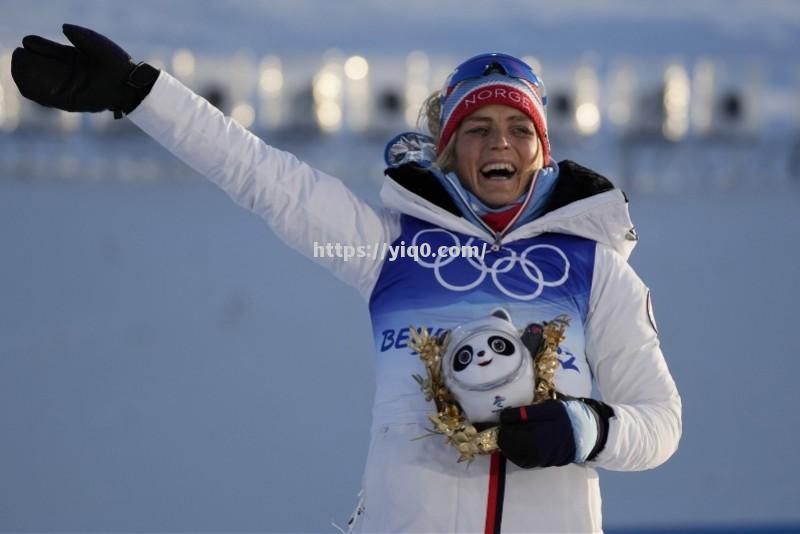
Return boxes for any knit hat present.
[438,59,550,165]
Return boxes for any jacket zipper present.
[444,169,541,253]
[442,172,496,239]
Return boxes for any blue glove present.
[498,398,613,468]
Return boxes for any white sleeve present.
[584,244,682,471]
[127,71,399,299]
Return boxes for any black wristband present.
[115,62,160,118]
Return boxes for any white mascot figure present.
[443,308,542,423]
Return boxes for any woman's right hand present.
[11,24,159,118]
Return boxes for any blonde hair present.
[418,90,544,175]
[419,90,458,172]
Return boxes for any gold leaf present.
[410,316,570,462]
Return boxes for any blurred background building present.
[1,46,799,193]
[1,1,799,193]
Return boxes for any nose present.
[478,350,485,357]
[488,129,509,150]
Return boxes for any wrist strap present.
[126,62,160,89]
[114,62,160,119]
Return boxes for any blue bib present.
[366,215,598,425]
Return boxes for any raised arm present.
[12,24,397,298]
[128,70,397,297]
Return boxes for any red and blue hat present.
[438,53,550,164]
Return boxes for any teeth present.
[480,162,516,174]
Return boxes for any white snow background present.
[1,1,799,532]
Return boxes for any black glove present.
[498,400,576,468]
[11,24,159,118]
[497,398,614,469]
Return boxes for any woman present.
[12,25,681,533]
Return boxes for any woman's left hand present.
[498,398,612,468]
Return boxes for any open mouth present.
[477,359,493,367]
[480,162,516,181]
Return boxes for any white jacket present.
[129,71,681,533]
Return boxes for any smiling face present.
[453,104,543,208]
[450,330,523,388]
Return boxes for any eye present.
[466,127,489,136]
[512,126,534,137]
[488,336,515,356]
[453,345,473,372]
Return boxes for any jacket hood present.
[380,132,638,261]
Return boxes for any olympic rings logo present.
[411,228,570,301]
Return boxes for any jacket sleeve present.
[127,70,399,299]
[584,243,682,471]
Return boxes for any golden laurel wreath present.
[410,315,570,463]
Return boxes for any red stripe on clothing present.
[484,452,501,534]
[519,406,528,421]
[480,204,522,232]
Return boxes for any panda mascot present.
[443,308,547,423]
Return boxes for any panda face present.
[450,331,523,388]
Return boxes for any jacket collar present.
[381,133,638,260]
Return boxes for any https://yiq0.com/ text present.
[312,241,487,262]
